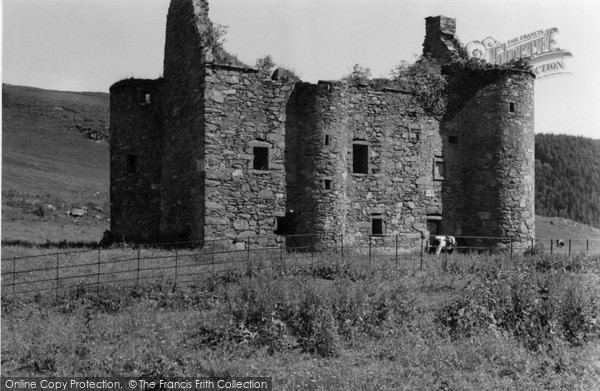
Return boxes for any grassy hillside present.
[2,84,110,243]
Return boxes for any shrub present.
[435,259,600,351]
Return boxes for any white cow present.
[429,235,457,255]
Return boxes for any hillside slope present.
[2,84,110,243]
[535,134,600,229]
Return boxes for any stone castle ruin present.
[110,0,535,249]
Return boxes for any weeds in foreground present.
[2,253,600,389]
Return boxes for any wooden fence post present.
[531,238,534,252]
[247,238,251,275]
[97,248,101,297]
[420,238,424,271]
[55,252,59,297]
[12,257,16,294]
[550,239,553,255]
[395,234,398,268]
[340,234,344,266]
[568,239,572,256]
[368,236,372,268]
[136,247,141,285]
[174,245,178,292]
[586,239,589,255]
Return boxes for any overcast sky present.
[3,0,599,139]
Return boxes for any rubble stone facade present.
[109,1,535,248]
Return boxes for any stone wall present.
[284,82,444,248]
[108,1,536,250]
[423,16,460,63]
[285,82,351,247]
[202,64,295,245]
[442,71,535,247]
[109,79,164,242]
[344,86,443,245]
[160,0,210,243]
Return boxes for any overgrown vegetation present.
[3,252,599,389]
[255,55,276,77]
[391,60,447,119]
[342,64,372,85]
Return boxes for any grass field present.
[2,252,599,389]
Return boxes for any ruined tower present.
[109,2,535,250]
[423,16,536,248]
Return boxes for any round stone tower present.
[442,70,535,248]
[109,78,164,243]
[290,81,349,247]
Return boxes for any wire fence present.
[2,233,599,297]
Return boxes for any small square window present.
[126,155,138,174]
[433,157,445,180]
[324,179,332,190]
[140,92,151,105]
[371,217,383,236]
[353,144,369,174]
[253,147,269,170]
[449,135,459,144]
[509,102,515,113]
[324,134,331,146]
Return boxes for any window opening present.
[324,179,332,190]
[509,102,515,113]
[126,155,138,174]
[353,144,368,174]
[324,135,331,146]
[449,135,459,144]
[253,147,269,170]
[427,217,441,236]
[433,157,445,180]
[371,216,383,236]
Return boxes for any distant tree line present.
[535,134,600,229]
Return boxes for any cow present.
[555,239,566,248]
[428,235,457,255]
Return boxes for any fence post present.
[211,243,215,277]
[279,239,284,274]
[12,257,16,294]
[550,239,553,255]
[174,244,178,292]
[311,235,315,266]
[586,239,589,255]
[97,248,101,297]
[136,247,141,285]
[420,237,424,271]
[368,235,372,268]
[568,239,572,256]
[247,238,251,275]
[56,252,59,297]
[531,237,534,252]
[395,234,399,268]
[510,237,513,260]
[340,234,344,266]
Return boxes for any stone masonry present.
[109,1,535,249]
